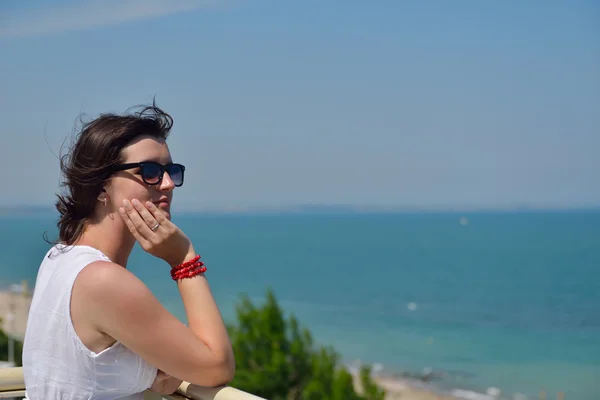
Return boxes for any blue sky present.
[1,0,598,211]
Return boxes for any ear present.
[98,188,109,203]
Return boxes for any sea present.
[1,210,599,400]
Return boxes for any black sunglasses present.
[113,161,185,187]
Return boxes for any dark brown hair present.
[54,102,173,245]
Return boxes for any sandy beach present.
[0,286,32,340]
[373,377,458,400]
[352,371,459,400]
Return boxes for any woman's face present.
[105,135,176,220]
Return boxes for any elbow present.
[214,355,236,386]
[193,355,236,387]
[216,348,236,385]
[219,365,236,386]
[199,364,235,387]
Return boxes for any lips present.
[153,197,170,208]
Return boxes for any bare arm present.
[177,260,234,372]
[80,261,234,387]
[80,199,234,386]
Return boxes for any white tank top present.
[22,244,158,400]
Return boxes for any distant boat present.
[459,216,468,226]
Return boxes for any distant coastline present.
[1,203,599,217]
[0,206,57,217]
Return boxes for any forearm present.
[177,272,235,370]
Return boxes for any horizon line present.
[1,203,599,216]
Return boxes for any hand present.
[119,199,196,267]
[150,370,183,395]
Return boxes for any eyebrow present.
[125,159,174,164]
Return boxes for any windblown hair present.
[54,101,173,245]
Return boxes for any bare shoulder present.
[73,260,172,354]
[76,260,149,299]
[70,261,141,352]
[74,260,159,324]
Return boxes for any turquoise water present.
[1,211,599,399]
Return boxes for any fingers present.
[144,201,169,225]
[153,370,170,382]
[157,370,170,379]
[130,199,159,230]
[118,201,152,248]
[119,199,158,238]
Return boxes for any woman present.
[22,104,235,399]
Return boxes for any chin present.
[156,203,171,220]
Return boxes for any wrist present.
[169,251,206,281]
[168,249,197,269]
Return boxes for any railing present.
[0,367,266,400]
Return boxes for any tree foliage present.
[227,288,386,400]
[0,318,23,366]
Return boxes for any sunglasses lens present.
[141,163,163,184]
[167,164,184,186]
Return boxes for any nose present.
[159,171,176,192]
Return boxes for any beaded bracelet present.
[171,261,206,280]
[171,255,207,281]
[173,255,201,270]
[172,263,206,280]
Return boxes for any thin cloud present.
[0,0,216,38]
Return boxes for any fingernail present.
[146,201,153,208]
[119,207,125,214]
[132,199,140,208]
[122,199,128,206]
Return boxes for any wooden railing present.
[0,367,265,400]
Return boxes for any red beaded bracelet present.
[171,255,206,281]
[172,264,206,281]
[170,261,206,279]
[172,255,201,270]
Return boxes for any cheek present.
[109,180,152,205]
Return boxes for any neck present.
[76,214,136,267]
